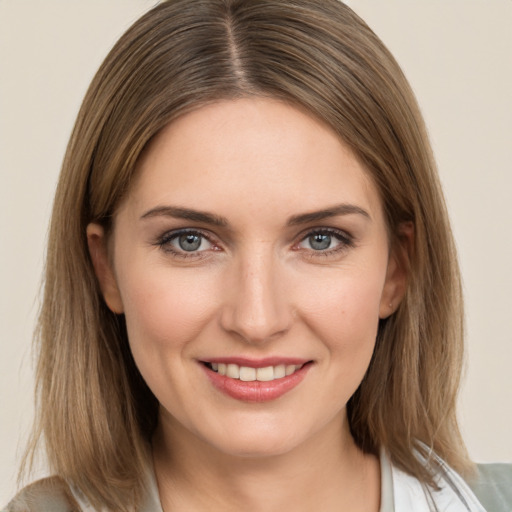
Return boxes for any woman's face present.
[89,98,405,457]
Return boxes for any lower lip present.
[202,363,312,403]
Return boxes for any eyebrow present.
[140,203,370,226]
[286,204,371,225]
[140,206,228,226]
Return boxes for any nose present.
[219,250,292,345]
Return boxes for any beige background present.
[1,0,511,505]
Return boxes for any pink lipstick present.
[200,358,312,402]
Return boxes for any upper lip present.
[200,357,311,368]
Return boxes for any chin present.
[193,413,318,460]
[212,433,301,459]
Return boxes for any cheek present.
[116,265,223,417]
[295,265,386,362]
[118,265,219,356]
[300,267,384,327]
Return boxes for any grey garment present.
[2,476,80,512]
[468,463,512,512]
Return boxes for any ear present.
[379,221,414,319]
[86,223,124,314]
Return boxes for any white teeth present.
[285,364,297,376]
[239,366,256,381]
[209,362,304,381]
[226,364,240,379]
[256,366,274,382]
[274,364,286,379]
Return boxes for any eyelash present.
[294,227,355,258]
[154,227,355,260]
[155,229,218,259]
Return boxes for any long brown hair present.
[23,0,470,509]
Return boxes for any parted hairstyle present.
[22,0,471,510]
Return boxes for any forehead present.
[121,98,384,225]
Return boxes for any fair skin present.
[88,98,407,512]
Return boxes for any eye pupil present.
[309,233,331,250]
[178,234,202,251]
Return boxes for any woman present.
[4,0,511,511]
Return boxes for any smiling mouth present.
[201,360,313,402]
[203,362,309,382]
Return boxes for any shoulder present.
[2,476,81,512]
[467,463,512,512]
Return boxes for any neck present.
[152,411,380,512]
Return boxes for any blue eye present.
[177,233,205,252]
[306,233,333,251]
[158,230,214,255]
[297,229,353,253]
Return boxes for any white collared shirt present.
[380,450,487,512]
